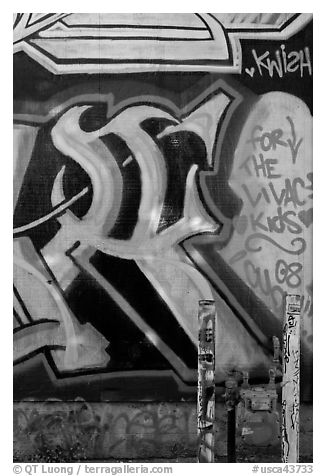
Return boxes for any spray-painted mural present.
[14,14,312,407]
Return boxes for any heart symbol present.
[233,215,248,235]
[298,208,313,228]
[245,67,255,77]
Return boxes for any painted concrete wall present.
[14,13,313,461]
[14,401,312,462]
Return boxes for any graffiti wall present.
[13,14,312,407]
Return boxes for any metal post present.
[197,299,216,463]
[227,407,236,462]
[225,371,239,463]
[281,294,301,463]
